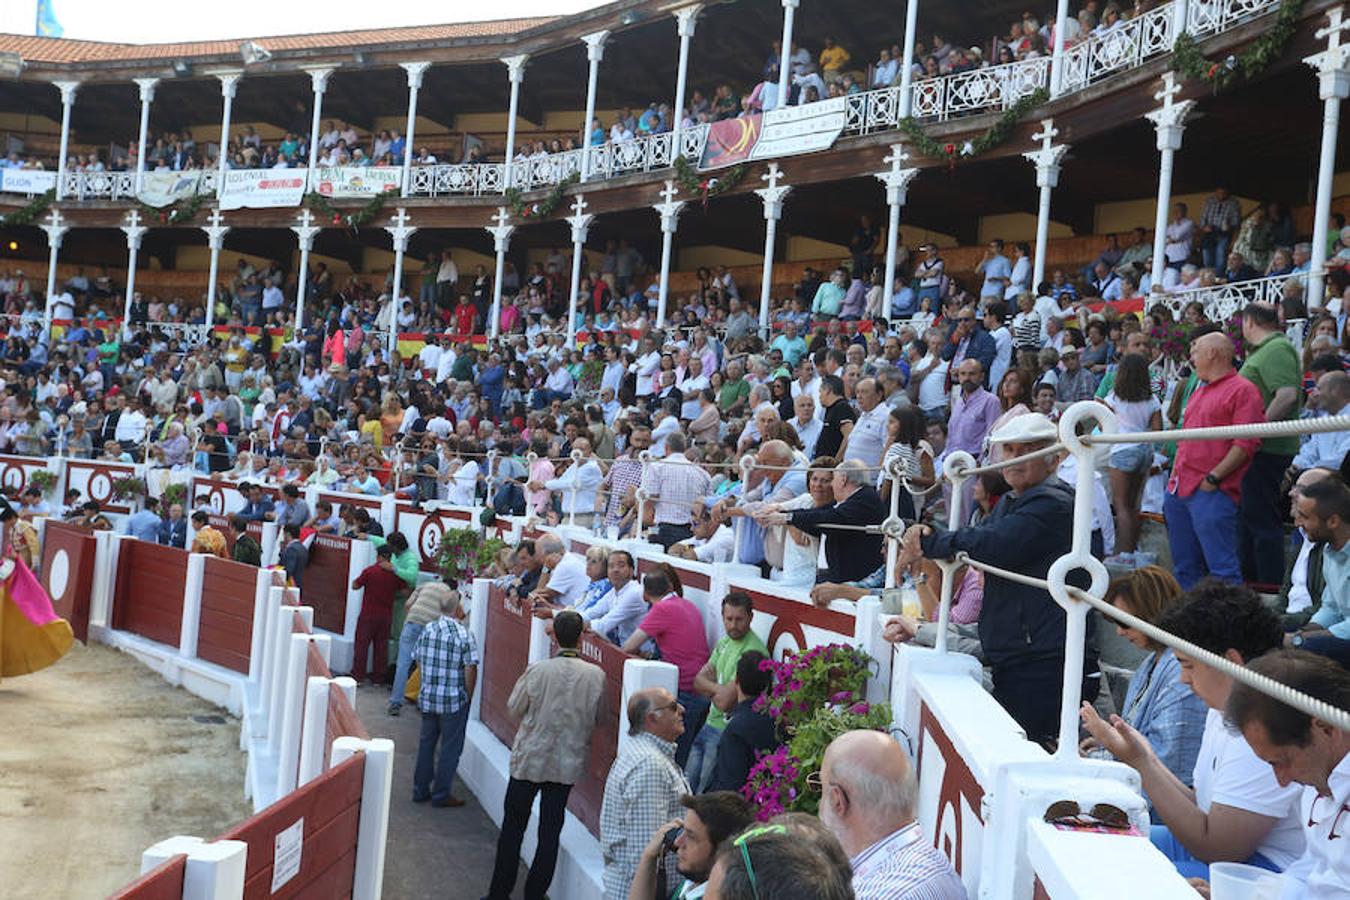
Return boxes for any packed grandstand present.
[1,0,1349,898]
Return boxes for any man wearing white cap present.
[894,413,1100,746]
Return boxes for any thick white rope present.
[1081,414,1350,445]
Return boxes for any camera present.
[661,825,684,852]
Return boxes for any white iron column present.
[132,78,158,194]
[756,163,792,336]
[565,195,594,346]
[1305,9,1350,307]
[39,209,68,334]
[292,209,322,330]
[399,62,432,198]
[384,207,417,358]
[1173,0,1191,38]
[214,70,242,189]
[776,0,800,108]
[201,208,230,329]
[671,6,701,155]
[1049,0,1072,96]
[579,31,610,182]
[1145,73,1196,293]
[653,180,686,329]
[486,208,515,339]
[121,210,147,329]
[898,0,920,116]
[874,145,919,314]
[1023,119,1069,290]
[53,81,79,201]
[303,67,335,187]
[501,55,529,192]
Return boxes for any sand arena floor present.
[0,642,251,898]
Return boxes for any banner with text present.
[218,169,306,210]
[311,166,401,198]
[137,171,203,208]
[1,169,58,195]
[750,97,849,161]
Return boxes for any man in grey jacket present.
[485,610,605,900]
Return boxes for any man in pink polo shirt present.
[623,569,711,769]
[1165,332,1267,589]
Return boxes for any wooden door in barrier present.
[480,584,532,749]
[218,753,365,899]
[566,632,628,837]
[111,540,189,648]
[40,520,96,643]
[301,535,352,635]
[198,556,257,674]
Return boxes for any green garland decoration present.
[1171,0,1306,90]
[504,171,580,222]
[897,88,1050,167]
[673,155,747,203]
[303,189,395,231]
[0,189,55,227]
[138,190,207,225]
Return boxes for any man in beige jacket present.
[485,610,605,900]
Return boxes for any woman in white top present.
[1101,354,1162,563]
[445,438,481,506]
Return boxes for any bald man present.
[713,439,808,568]
[818,731,966,899]
[1164,331,1267,589]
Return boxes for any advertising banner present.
[137,170,203,208]
[698,114,763,170]
[0,168,58,195]
[751,97,849,161]
[218,169,306,210]
[310,166,401,198]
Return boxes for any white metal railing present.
[1154,270,1306,322]
[1061,4,1180,93]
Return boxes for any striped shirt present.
[413,616,479,715]
[641,455,712,526]
[604,454,644,527]
[850,822,967,900]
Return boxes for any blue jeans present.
[1238,452,1293,587]
[675,691,711,770]
[1164,488,1241,590]
[1149,824,1278,879]
[684,722,723,793]
[413,705,470,802]
[1201,232,1232,271]
[388,621,425,709]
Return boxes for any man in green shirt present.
[1237,302,1302,586]
[717,362,751,416]
[685,591,768,791]
[368,531,420,589]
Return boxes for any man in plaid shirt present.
[603,425,651,531]
[641,432,712,550]
[412,588,479,807]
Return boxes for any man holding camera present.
[627,792,756,900]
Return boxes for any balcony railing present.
[13,0,1285,206]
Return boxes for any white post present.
[331,736,396,900]
[201,208,230,329]
[565,194,594,346]
[303,66,335,188]
[53,81,78,201]
[671,6,701,155]
[132,78,158,194]
[1173,0,1191,40]
[292,209,322,330]
[501,55,529,192]
[214,70,242,190]
[755,163,792,336]
[399,62,431,198]
[39,209,68,335]
[579,31,610,182]
[120,210,147,331]
[298,676,333,785]
[139,836,247,899]
[899,0,919,117]
[1049,0,1072,96]
[874,145,919,316]
[486,207,515,339]
[1145,74,1195,293]
[276,631,330,798]
[653,180,685,329]
[384,207,417,359]
[1023,118,1069,290]
[1305,9,1350,308]
[777,0,799,108]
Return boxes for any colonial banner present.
[137,170,203,208]
[1,168,58,195]
[751,97,849,161]
[310,166,401,198]
[218,169,306,210]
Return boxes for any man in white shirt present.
[435,337,458,384]
[51,289,75,321]
[984,300,1014,393]
[671,501,735,563]
[542,438,603,527]
[114,397,149,447]
[261,278,284,319]
[418,339,442,375]
[582,551,646,645]
[679,357,710,421]
[792,394,823,459]
[1080,583,1305,879]
[528,536,590,610]
[1225,650,1350,900]
[634,337,661,398]
[543,358,575,405]
[839,378,888,468]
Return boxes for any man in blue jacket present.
[940,306,997,388]
[157,502,187,549]
[899,413,1100,747]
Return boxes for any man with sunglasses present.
[1225,650,1350,898]
[601,687,690,900]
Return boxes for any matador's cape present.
[0,556,74,678]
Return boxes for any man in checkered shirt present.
[603,425,651,531]
[600,687,690,900]
[641,432,712,550]
[411,587,479,807]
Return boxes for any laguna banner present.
[750,97,849,161]
[218,169,306,210]
[1,169,58,195]
[311,166,401,198]
[137,170,203,208]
